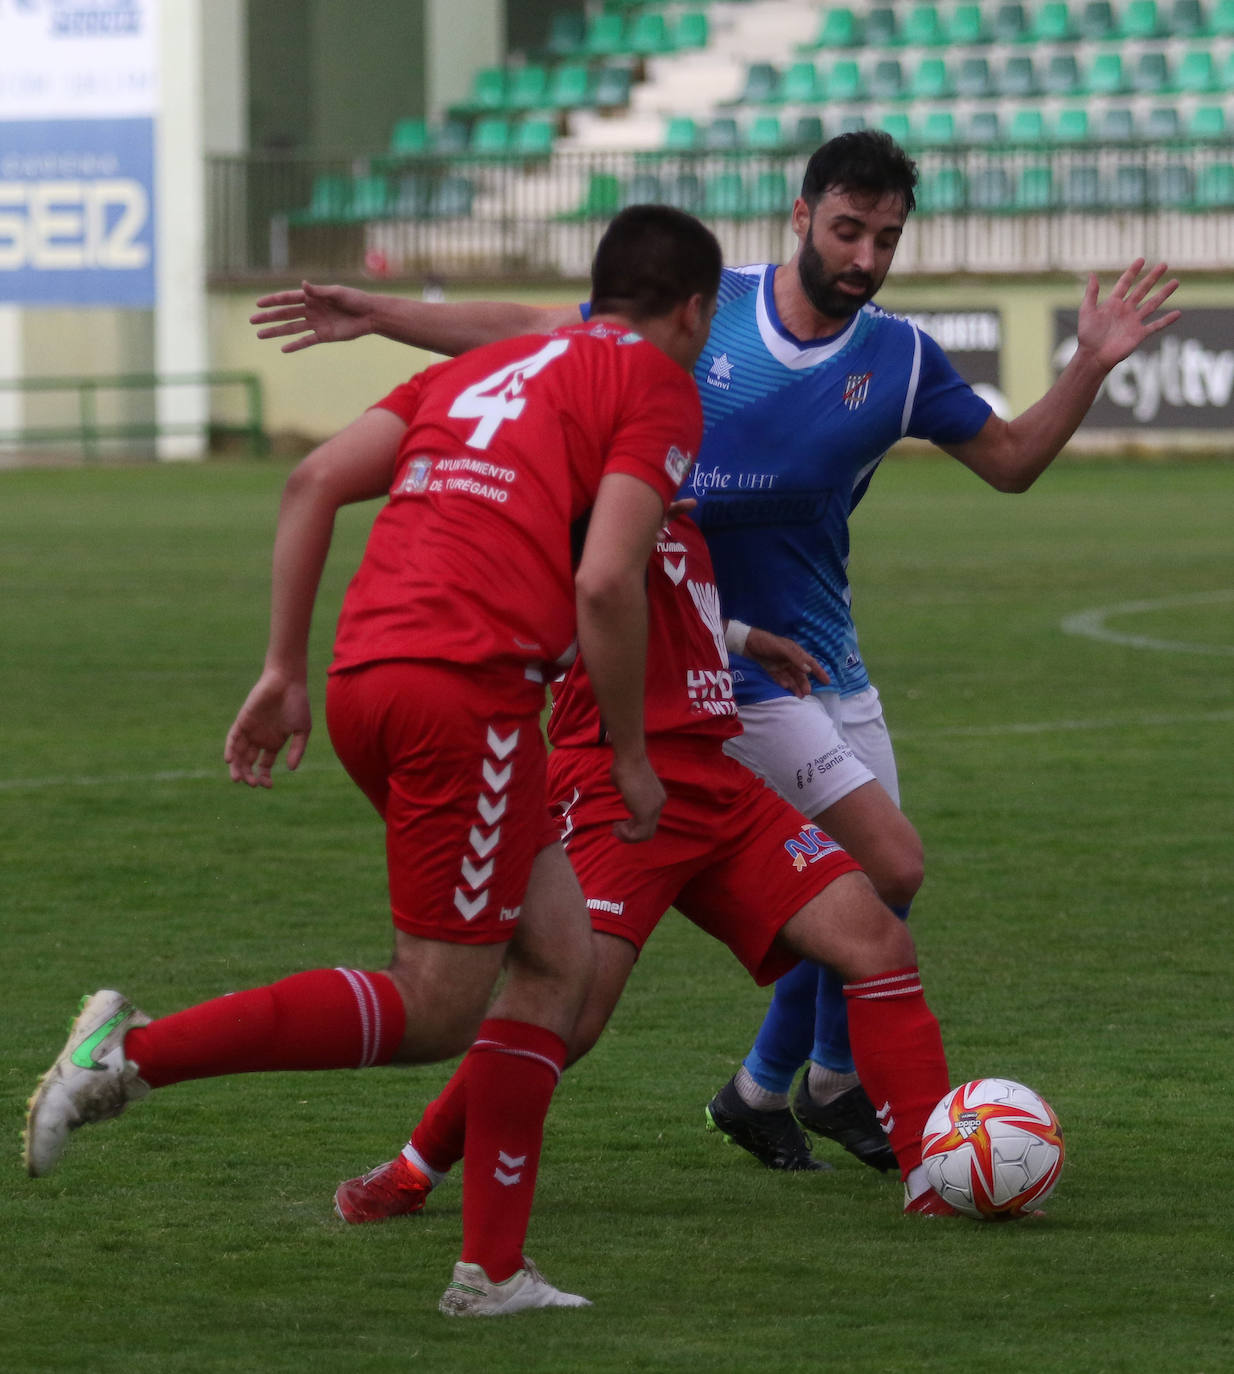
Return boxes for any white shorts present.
[723,686,902,820]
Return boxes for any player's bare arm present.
[742,626,829,698]
[225,408,408,788]
[575,472,671,844]
[944,259,1181,493]
[251,280,577,357]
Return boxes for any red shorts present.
[549,737,864,984]
[327,660,559,944]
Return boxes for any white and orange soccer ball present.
[921,1078,1064,1220]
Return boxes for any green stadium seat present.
[674,12,709,51]
[1055,107,1090,141]
[545,10,585,58]
[427,175,473,218]
[1085,52,1126,96]
[744,114,785,151]
[628,11,672,55]
[918,165,965,212]
[969,167,1014,211]
[663,116,700,152]
[1110,164,1148,209]
[1142,105,1181,140]
[946,4,988,43]
[963,109,1000,144]
[867,59,905,101]
[1099,106,1135,140]
[1061,164,1102,208]
[570,171,622,219]
[469,117,511,157]
[583,12,626,57]
[1119,0,1162,37]
[919,108,957,145]
[346,175,389,220]
[1188,104,1227,139]
[778,60,823,103]
[388,118,429,158]
[1015,165,1055,210]
[1150,163,1193,207]
[825,59,864,102]
[1131,51,1169,95]
[592,65,632,109]
[902,4,945,45]
[992,2,1029,41]
[739,62,779,104]
[1043,53,1081,96]
[1212,0,1234,34]
[955,57,993,98]
[465,66,509,114]
[789,114,824,149]
[546,62,592,109]
[909,56,951,101]
[1175,50,1216,94]
[803,7,860,51]
[1031,2,1074,41]
[1169,0,1206,35]
[662,171,704,212]
[878,112,912,145]
[865,7,899,45]
[703,116,739,152]
[745,169,792,216]
[705,171,746,217]
[288,173,351,226]
[1076,1,1116,39]
[828,111,867,136]
[508,65,549,111]
[512,117,555,159]
[1220,50,1234,88]
[999,55,1038,97]
[1007,107,1045,142]
[1193,161,1234,206]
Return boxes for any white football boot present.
[438,1258,591,1316]
[25,989,152,1177]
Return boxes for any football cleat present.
[904,1185,959,1217]
[24,989,152,1178]
[705,1076,832,1172]
[334,1155,433,1224]
[439,1258,591,1316]
[793,1080,899,1173]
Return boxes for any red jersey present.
[548,514,742,748]
[331,322,701,686]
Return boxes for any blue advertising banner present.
[0,115,155,306]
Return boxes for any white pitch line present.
[1061,589,1234,657]
[0,763,333,793]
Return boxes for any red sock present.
[844,967,950,1180]
[410,1064,468,1175]
[124,968,406,1088]
[459,1018,566,1283]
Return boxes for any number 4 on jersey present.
[448,338,571,450]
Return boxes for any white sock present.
[401,1143,445,1188]
[806,1063,860,1106]
[904,1164,931,1202]
[734,1064,789,1111]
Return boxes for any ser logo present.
[0,180,149,270]
[784,824,843,872]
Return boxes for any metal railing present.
[207,144,1234,282]
[0,372,267,460]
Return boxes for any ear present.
[681,292,706,338]
[791,196,812,242]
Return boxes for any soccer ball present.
[921,1078,1064,1220]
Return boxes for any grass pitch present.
[2,455,1232,1373]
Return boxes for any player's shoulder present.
[718,264,768,306]
[859,301,924,341]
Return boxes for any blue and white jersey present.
[685,264,992,704]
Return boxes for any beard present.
[797,233,877,322]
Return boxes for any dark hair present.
[801,130,918,215]
[589,204,722,320]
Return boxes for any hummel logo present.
[454,889,488,921]
[662,556,686,586]
[486,726,520,760]
[482,759,512,792]
[69,1009,132,1071]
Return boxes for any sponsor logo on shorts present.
[784,824,844,873]
[796,745,850,792]
[586,897,625,916]
[499,905,521,922]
